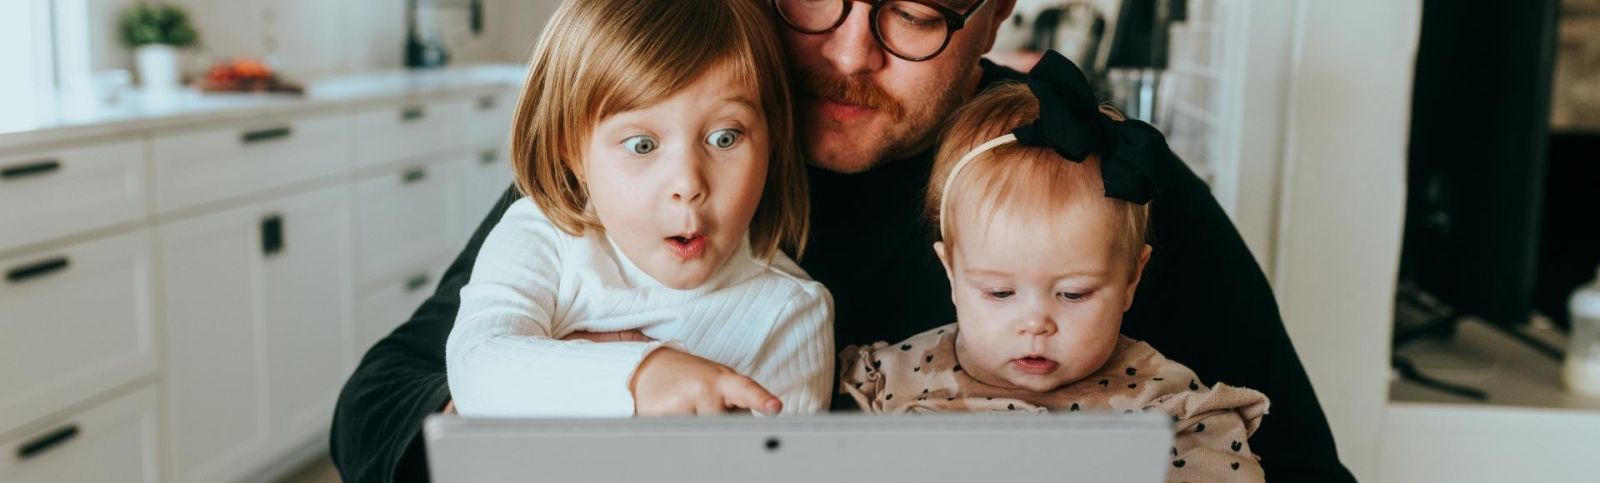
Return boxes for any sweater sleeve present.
[444,198,672,417]
[744,284,835,414]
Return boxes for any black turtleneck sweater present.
[331,60,1355,483]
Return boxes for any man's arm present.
[1124,161,1356,482]
[330,184,520,483]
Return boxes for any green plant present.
[119,2,200,49]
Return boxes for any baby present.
[839,53,1269,482]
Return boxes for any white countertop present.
[0,64,527,150]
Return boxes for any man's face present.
[779,0,1016,173]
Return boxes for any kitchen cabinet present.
[0,386,161,483]
[0,139,147,253]
[0,230,157,436]
[158,185,352,483]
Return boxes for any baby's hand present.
[630,348,782,416]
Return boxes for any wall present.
[1271,0,1420,480]
[76,0,552,81]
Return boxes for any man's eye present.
[986,290,1015,300]
[622,135,658,155]
[706,129,741,149]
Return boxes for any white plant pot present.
[135,44,182,91]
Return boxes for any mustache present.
[794,68,905,120]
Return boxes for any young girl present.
[839,54,1269,482]
[446,0,832,418]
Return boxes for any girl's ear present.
[1123,244,1154,312]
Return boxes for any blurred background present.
[0,0,1596,482]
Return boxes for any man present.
[332,0,1354,481]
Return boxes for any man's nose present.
[819,3,886,76]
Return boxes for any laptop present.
[424,412,1173,482]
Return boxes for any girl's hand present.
[630,348,782,416]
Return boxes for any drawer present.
[353,257,451,365]
[0,230,156,436]
[452,149,515,247]
[466,92,517,145]
[353,162,459,285]
[0,140,146,253]
[150,114,353,214]
[0,386,160,483]
[355,99,471,168]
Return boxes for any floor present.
[278,455,341,483]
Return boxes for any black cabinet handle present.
[261,214,285,257]
[241,126,293,144]
[405,273,431,292]
[402,167,428,184]
[479,149,498,164]
[476,96,496,110]
[1,159,62,180]
[6,257,69,284]
[17,424,79,460]
[400,106,426,122]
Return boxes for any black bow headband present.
[1009,50,1171,205]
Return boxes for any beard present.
[792,63,974,173]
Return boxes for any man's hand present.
[561,330,653,343]
[630,348,782,416]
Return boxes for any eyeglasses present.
[772,0,992,62]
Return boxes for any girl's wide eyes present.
[622,135,658,155]
[706,128,742,149]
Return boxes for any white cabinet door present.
[0,386,161,483]
[158,184,352,483]
[352,257,450,367]
[353,162,459,287]
[453,148,514,246]
[0,229,157,436]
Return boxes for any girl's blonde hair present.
[927,83,1150,264]
[510,0,808,259]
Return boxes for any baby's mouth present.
[1012,356,1060,375]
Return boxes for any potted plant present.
[120,2,200,91]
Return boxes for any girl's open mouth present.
[665,234,707,260]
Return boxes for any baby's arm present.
[744,286,835,414]
[445,199,674,417]
[1168,410,1265,483]
[836,344,886,413]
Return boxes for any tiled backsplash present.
[1163,0,1235,184]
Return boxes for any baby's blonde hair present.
[928,83,1150,264]
[509,0,808,259]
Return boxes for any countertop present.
[0,64,527,151]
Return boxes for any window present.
[0,0,57,131]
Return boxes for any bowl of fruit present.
[198,59,303,94]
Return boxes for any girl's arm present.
[444,198,675,417]
[744,286,835,414]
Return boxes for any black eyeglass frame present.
[772,0,993,62]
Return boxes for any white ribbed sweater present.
[445,198,834,417]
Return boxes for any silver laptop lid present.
[425,412,1173,482]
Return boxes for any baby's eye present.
[706,129,742,150]
[985,290,1015,300]
[1058,291,1088,302]
[622,135,658,155]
